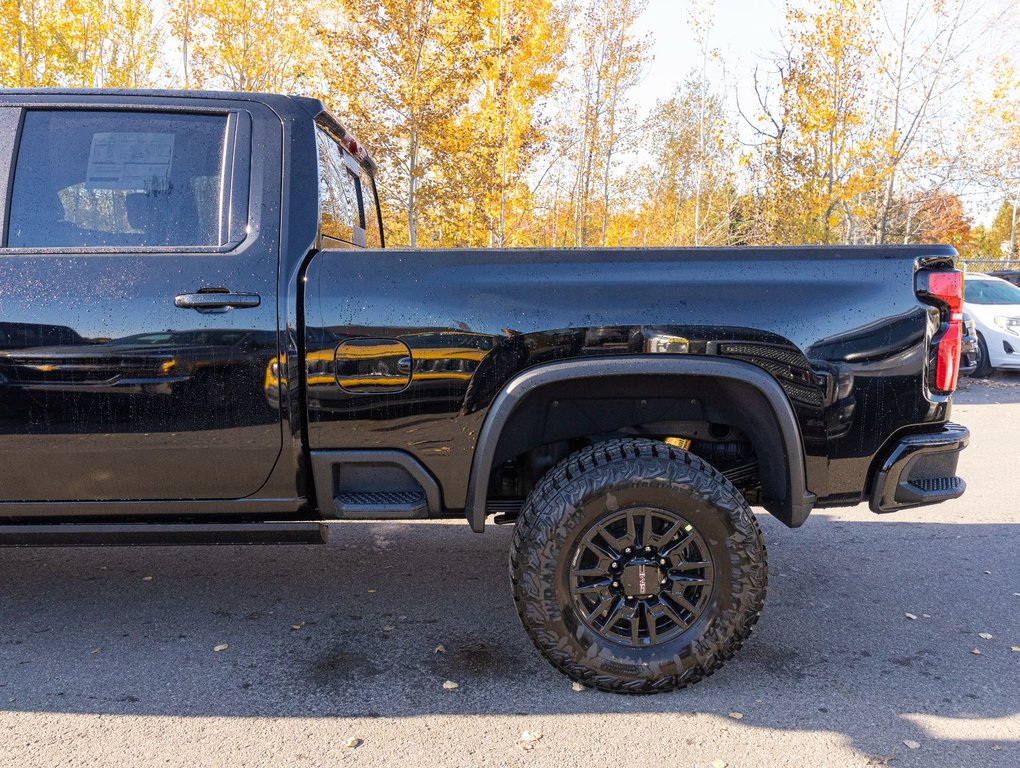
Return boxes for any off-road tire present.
[510,438,767,694]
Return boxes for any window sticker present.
[85,132,175,193]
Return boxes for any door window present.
[6,110,231,249]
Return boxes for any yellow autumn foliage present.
[0,0,1013,254]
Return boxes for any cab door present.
[0,100,282,503]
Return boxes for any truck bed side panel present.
[302,246,953,509]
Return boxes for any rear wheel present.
[510,438,767,694]
[970,332,994,378]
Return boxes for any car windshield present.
[966,279,1020,306]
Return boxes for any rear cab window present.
[315,126,362,246]
[315,125,381,249]
[3,109,248,250]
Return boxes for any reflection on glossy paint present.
[0,326,273,396]
[266,329,498,415]
[0,319,282,501]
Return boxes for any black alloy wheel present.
[569,507,714,648]
[511,438,767,694]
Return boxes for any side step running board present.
[335,491,428,519]
[310,450,441,520]
[0,522,328,547]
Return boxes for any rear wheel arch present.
[464,355,815,532]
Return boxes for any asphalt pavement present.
[1,375,1017,767]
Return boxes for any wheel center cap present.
[620,559,661,598]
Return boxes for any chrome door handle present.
[174,292,261,311]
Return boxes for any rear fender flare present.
[464,355,815,531]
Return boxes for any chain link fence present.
[960,258,1020,273]
[960,259,1020,286]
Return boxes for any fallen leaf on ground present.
[521,731,543,743]
[291,623,304,631]
[367,589,377,593]
[213,644,229,652]
[904,612,918,620]
[970,648,982,656]
[142,576,153,582]
[344,738,363,749]
[922,614,931,618]
[91,648,102,654]
[442,680,459,690]
[728,712,744,720]
[383,625,395,631]
[1011,647,1020,652]
[978,632,993,640]
[571,681,587,692]
[983,570,991,575]
[903,740,920,750]
[711,760,728,768]
[435,644,446,653]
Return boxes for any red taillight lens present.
[919,270,964,392]
[927,272,964,317]
[936,320,961,391]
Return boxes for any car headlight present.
[993,316,1020,336]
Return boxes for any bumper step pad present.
[870,422,970,513]
[896,476,966,505]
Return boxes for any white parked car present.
[964,272,1020,376]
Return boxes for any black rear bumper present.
[869,423,969,513]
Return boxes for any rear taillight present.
[937,319,962,392]
[917,270,964,393]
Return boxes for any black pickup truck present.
[0,90,970,694]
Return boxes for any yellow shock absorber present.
[664,437,692,450]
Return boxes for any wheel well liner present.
[465,356,815,532]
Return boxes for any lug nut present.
[661,578,668,585]
[644,546,652,553]
[659,558,667,566]
[610,562,620,569]
[624,547,632,555]
[611,581,620,588]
